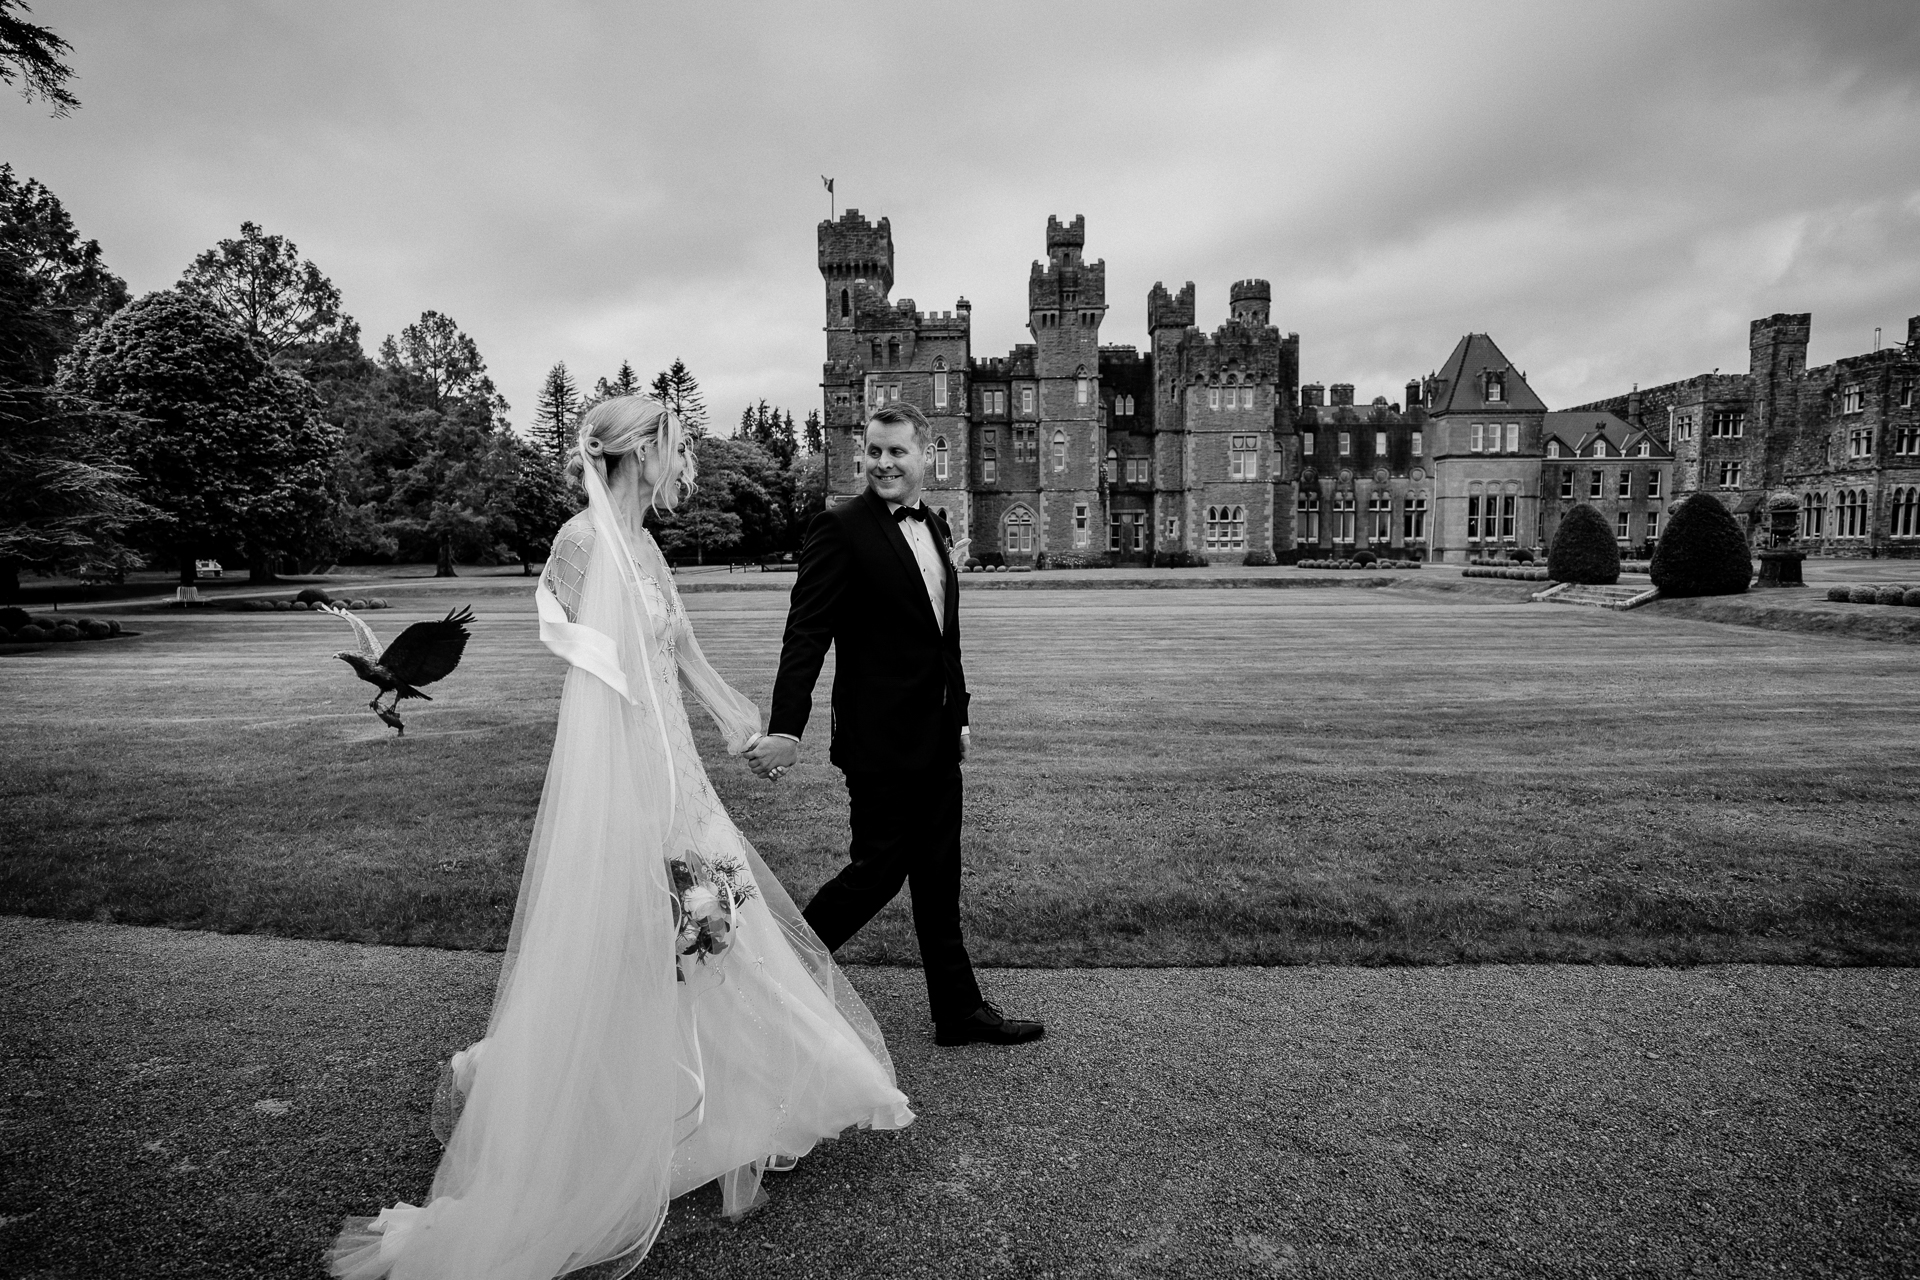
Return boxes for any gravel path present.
[1,918,1914,1279]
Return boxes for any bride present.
[330,396,913,1280]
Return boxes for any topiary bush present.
[1353,550,1377,567]
[1243,549,1276,567]
[1649,493,1752,597]
[15,624,49,641]
[83,621,112,639]
[52,624,80,641]
[1876,586,1906,606]
[1849,585,1877,604]
[1827,586,1852,602]
[1905,588,1920,607]
[1548,504,1621,585]
[0,607,28,631]
[1510,548,1535,565]
[294,587,333,605]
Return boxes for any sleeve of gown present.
[673,612,763,755]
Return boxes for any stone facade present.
[1565,313,1920,557]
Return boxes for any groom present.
[745,403,1043,1047]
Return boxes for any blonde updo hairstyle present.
[565,395,696,513]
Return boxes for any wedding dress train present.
[329,457,911,1280]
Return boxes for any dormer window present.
[1486,372,1506,403]
[1546,441,1561,458]
[1636,441,1651,457]
[1591,440,1607,457]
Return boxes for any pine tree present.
[594,360,640,402]
[802,409,823,455]
[534,361,580,458]
[649,358,708,436]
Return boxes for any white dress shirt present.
[888,500,948,634]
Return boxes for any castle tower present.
[1229,279,1270,328]
[1020,215,1106,560]
[1749,312,1811,492]
[1147,281,1197,551]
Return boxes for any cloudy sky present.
[11,1,1920,431]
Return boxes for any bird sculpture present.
[320,604,474,735]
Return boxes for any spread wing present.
[318,603,382,662]
[379,606,474,688]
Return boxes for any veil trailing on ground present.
[331,415,905,1280]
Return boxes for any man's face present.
[864,419,929,504]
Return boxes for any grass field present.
[2,583,1916,965]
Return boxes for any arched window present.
[932,357,948,410]
[1004,506,1034,555]
[840,288,850,318]
[934,435,949,482]
[1202,504,1247,551]
[1104,448,1117,484]
[1052,430,1067,471]
[1893,487,1919,538]
[886,339,900,367]
[1075,366,1090,406]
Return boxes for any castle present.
[818,211,1920,563]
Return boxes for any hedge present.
[1548,504,1621,585]
[1650,493,1752,597]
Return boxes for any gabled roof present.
[1428,333,1549,414]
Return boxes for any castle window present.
[1486,372,1506,403]
[1470,423,1485,452]
[1505,424,1519,453]
[1676,412,1695,441]
[1636,441,1652,457]
[886,339,899,366]
[1207,387,1220,411]
[1204,504,1246,551]
[1802,492,1824,538]
[1297,492,1320,544]
[1560,469,1574,499]
[1411,433,1422,458]
[934,436,949,482]
[1617,511,1631,542]
[1710,410,1744,438]
[1718,460,1744,488]
[1052,430,1067,472]
[1301,431,1315,455]
[1898,425,1920,455]
[934,371,948,410]
[1165,513,1180,540]
[1073,503,1090,547]
[1589,470,1603,499]
[1500,492,1517,541]
[1021,387,1035,415]
[1104,449,1117,483]
[1126,456,1149,484]
[1374,431,1388,457]
[1332,493,1355,544]
[840,288,850,318]
[1891,487,1919,537]
[983,451,997,484]
[1591,438,1606,458]
[1242,387,1255,410]
[1646,510,1660,542]
[1369,491,1391,542]
[1842,383,1864,414]
[1618,471,1632,499]
[853,429,865,478]
[1229,434,1259,479]
[1647,471,1662,499]
[1016,426,1037,461]
[1403,494,1427,541]
[1076,377,1091,406]
[1546,441,1561,458]
[1004,506,1034,554]
[1467,493,1481,541]
[1338,431,1351,456]
[1900,379,1914,408]
[871,341,883,365]
[1849,425,1874,459]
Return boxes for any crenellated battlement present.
[1230,279,1271,303]
[1148,281,1197,331]
[1046,214,1086,249]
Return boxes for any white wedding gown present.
[330,460,912,1280]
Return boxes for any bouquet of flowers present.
[668,850,758,976]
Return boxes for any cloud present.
[11,0,1918,424]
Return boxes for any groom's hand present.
[958,726,970,762]
[745,734,800,779]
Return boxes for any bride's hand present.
[947,535,971,570]
[744,734,800,780]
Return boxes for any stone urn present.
[1756,489,1805,588]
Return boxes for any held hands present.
[947,535,971,572]
[743,732,800,781]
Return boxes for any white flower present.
[682,884,720,919]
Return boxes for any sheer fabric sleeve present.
[640,533,763,754]
[540,514,596,622]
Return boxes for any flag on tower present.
[821,176,833,195]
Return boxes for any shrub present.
[1548,505,1621,585]
[1353,551,1377,567]
[83,621,111,639]
[1905,588,1920,608]
[1649,493,1751,597]
[1154,550,1208,568]
[294,587,333,605]
[107,620,122,635]
[1876,586,1906,606]
[1511,548,1535,565]
[347,598,367,609]
[1848,585,1877,604]
[52,624,80,641]
[272,599,291,610]
[0,607,28,631]
[1243,549,1276,567]
[1827,586,1852,602]
[16,624,48,641]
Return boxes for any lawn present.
[2,583,1916,965]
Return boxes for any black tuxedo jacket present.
[768,488,969,774]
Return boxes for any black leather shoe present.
[934,1001,1045,1047]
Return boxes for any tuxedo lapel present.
[861,489,942,636]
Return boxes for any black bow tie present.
[894,505,928,524]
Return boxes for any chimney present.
[1301,383,1325,408]
[1329,383,1355,407]
[1405,379,1422,410]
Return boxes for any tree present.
[1650,493,1753,597]
[802,409,823,455]
[380,311,505,417]
[593,360,641,402]
[0,164,128,344]
[649,358,708,436]
[0,0,77,116]
[176,221,346,356]
[740,400,798,468]
[498,434,576,575]
[1546,503,1621,585]
[57,291,343,585]
[533,361,580,459]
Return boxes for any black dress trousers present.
[801,765,984,1026]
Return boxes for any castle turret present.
[818,210,894,334]
[1020,214,1106,562]
[1229,279,1271,328]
